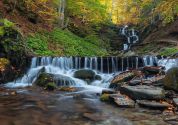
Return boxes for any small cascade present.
[6,56,177,88]
[119,25,139,51]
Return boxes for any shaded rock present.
[151,75,165,86]
[83,113,108,121]
[109,94,135,108]
[164,67,178,92]
[34,73,53,87]
[95,75,102,80]
[142,80,153,85]
[137,100,172,109]
[102,89,116,95]
[45,82,57,91]
[173,98,178,107]
[142,66,165,76]
[74,69,96,81]
[128,80,142,86]
[34,73,76,87]
[120,85,165,100]
[109,82,126,90]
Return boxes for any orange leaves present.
[0,58,10,72]
[24,0,57,23]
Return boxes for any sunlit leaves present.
[24,0,58,23]
[0,58,9,72]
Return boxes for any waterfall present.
[119,25,139,51]
[5,56,177,88]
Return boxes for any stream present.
[0,56,178,125]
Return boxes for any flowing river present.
[0,56,178,125]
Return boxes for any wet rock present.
[173,98,178,107]
[128,80,142,86]
[45,82,57,91]
[111,71,135,84]
[59,87,76,92]
[151,75,165,86]
[74,69,96,81]
[83,113,108,121]
[95,75,102,80]
[164,67,178,92]
[110,71,135,89]
[137,100,172,109]
[163,115,178,125]
[102,89,116,95]
[142,80,153,85]
[142,66,165,76]
[172,52,178,58]
[34,73,53,87]
[109,94,135,108]
[120,85,165,100]
[34,73,76,87]
[100,94,110,102]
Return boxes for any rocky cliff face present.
[131,20,178,56]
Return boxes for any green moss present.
[35,73,53,87]
[0,19,14,36]
[100,94,110,101]
[26,28,109,56]
[159,47,178,56]
[45,82,57,91]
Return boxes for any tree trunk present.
[59,0,65,28]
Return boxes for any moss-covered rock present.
[164,67,178,92]
[74,69,96,81]
[45,82,57,91]
[100,94,110,102]
[34,73,53,87]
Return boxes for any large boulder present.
[34,73,54,87]
[34,73,76,87]
[164,67,178,92]
[73,69,96,81]
[120,85,165,100]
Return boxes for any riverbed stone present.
[109,94,135,108]
[164,67,178,92]
[83,113,108,121]
[120,85,165,100]
[137,100,172,109]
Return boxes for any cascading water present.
[119,25,139,51]
[5,56,178,89]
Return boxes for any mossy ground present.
[26,28,109,56]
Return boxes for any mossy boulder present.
[34,73,53,87]
[45,82,57,91]
[164,67,178,92]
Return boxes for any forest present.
[0,0,178,125]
